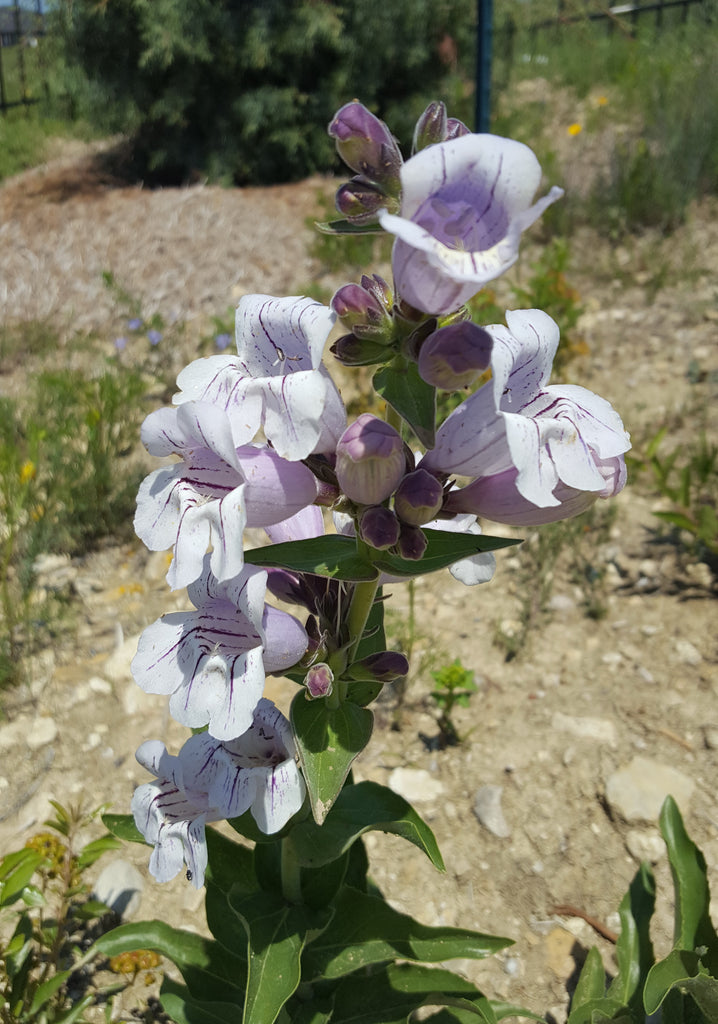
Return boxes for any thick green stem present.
[280,838,303,905]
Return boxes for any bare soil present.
[0,139,717,1022]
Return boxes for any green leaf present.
[303,885,512,980]
[205,826,257,896]
[287,999,334,1024]
[374,359,437,448]
[291,692,374,824]
[352,589,386,662]
[331,962,497,1024]
[608,861,656,1014]
[160,978,243,1024]
[92,920,247,1002]
[0,849,45,907]
[245,535,377,581]
[288,780,444,872]
[491,1002,547,1022]
[5,915,34,980]
[228,888,328,1024]
[568,947,608,1018]
[564,996,629,1024]
[53,993,95,1024]
[77,834,122,868]
[371,529,520,580]
[644,948,718,1017]
[315,219,383,235]
[28,968,73,1014]
[660,796,718,973]
[102,813,146,844]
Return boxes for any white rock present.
[552,712,617,746]
[675,640,702,666]
[89,676,113,695]
[104,633,142,683]
[93,860,144,919]
[625,828,665,864]
[605,756,695,823]
[703,726,718,751]
[26,717,58,750]
[473,785,511,838]
[387,768,445,803]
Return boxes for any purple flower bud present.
[349,650,410,682]
[413,101,448,153]
[418,322,493,390]
[330,333,393,367]
[359,505,401,550]
[331,283,386,330]
[304,663,334,699]
[335,414,405,504]
[394,468,444,525]
[446,118,471,140]
[360,274,393,310]
[335,178,387,223]
[328,102,402,192]
[396,523,428,560]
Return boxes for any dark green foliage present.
[52,0,476,185]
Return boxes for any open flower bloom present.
[131,558,308,740]
[132,700,305,888]
[134,401,318,589]
[378,135,563,314]
[423,310,630,524]
[173,295,346,461]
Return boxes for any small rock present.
[625,828,665,864]
[387,768,444,803]
[605,756,695,823]
[26,717,58,751]
[93,860,144,919]
[544,927,576,978]
[675,640,702,666]
[104,633,142,683]
[601,651,623,668]
[473,785,510,838]
[547,594,576,613]
[703,726,718,751]
[552,712,617,746]
[89,676,113,695]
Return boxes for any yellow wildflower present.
[567,123,582,137]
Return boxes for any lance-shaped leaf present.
[288,780,444,871]
[291,692,374,824]
[92,920,246,1004]
[607,861,656,1015]
[302,885,512,980]
[246,535,378,581]
[103,813,146,844]
[374,359,436,448]
[316,219,384,235]
[372,528,519,579]
[0,849,46,908]
[644,950,718,1018]
[660,795,718,973]
[331,962,497,1024]
[567,947,608,1021]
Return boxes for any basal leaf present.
[291,692,374,824]
[568,947,607,1021]
[644,948,718,1016]
[245,535,377,581]
[660,796,718,973]
[288,780,444,872]
[374,359,437,448]
[608,861,656,1014]
[303,885,512,980]
[372,529,519,579]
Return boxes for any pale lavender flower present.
[423,310,630,522]
[128,318,143,331]
[214,332,232,350]
[148,329,163,345]
[131,557,308,740]
[173,295,346,461]
[134,401,318,589]
[378,135,563,314]
[114,336,128,351]
[132,700,306,888]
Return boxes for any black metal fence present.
[0,2,46,115]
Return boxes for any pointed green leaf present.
[0,849,45,907]
[568,947,608,1019]
[53,993,95,1024]
[4,916,34,980]
[371,529,520,579]
[28,968,73,1014]
[291,692,374,824]
[608,862,656,1014]
[490,1002,547,1022]
[77,834,122,868]
[315,219,383,235]
[288,780,444,871]
[565,996,629,1024]
[92,920,246,1001]
[303,885,512,980]
[160,978,243,1024]
[644,948,718,1016]
[245,535,377,581]
[331,962,497,1024]
[660,796,718,973]
[228,888,329,1024]
[374,359,437,447]
[102,813,145,844]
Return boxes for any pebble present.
[703,726,718,751]
[104,633,142,683]
[675,640,702,666]
[604,756,695,823]
[625,828,665,864]
[473,785,511,838]
[27,718,58,750]
[387,768,445,803]
[551,712,617,747]
[93,859,144,919]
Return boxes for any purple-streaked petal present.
[236,294,335,375]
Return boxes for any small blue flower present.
[127,318,143,331]
[148,329,163,346]
[215,332,231,350]
[114,336,128,351]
